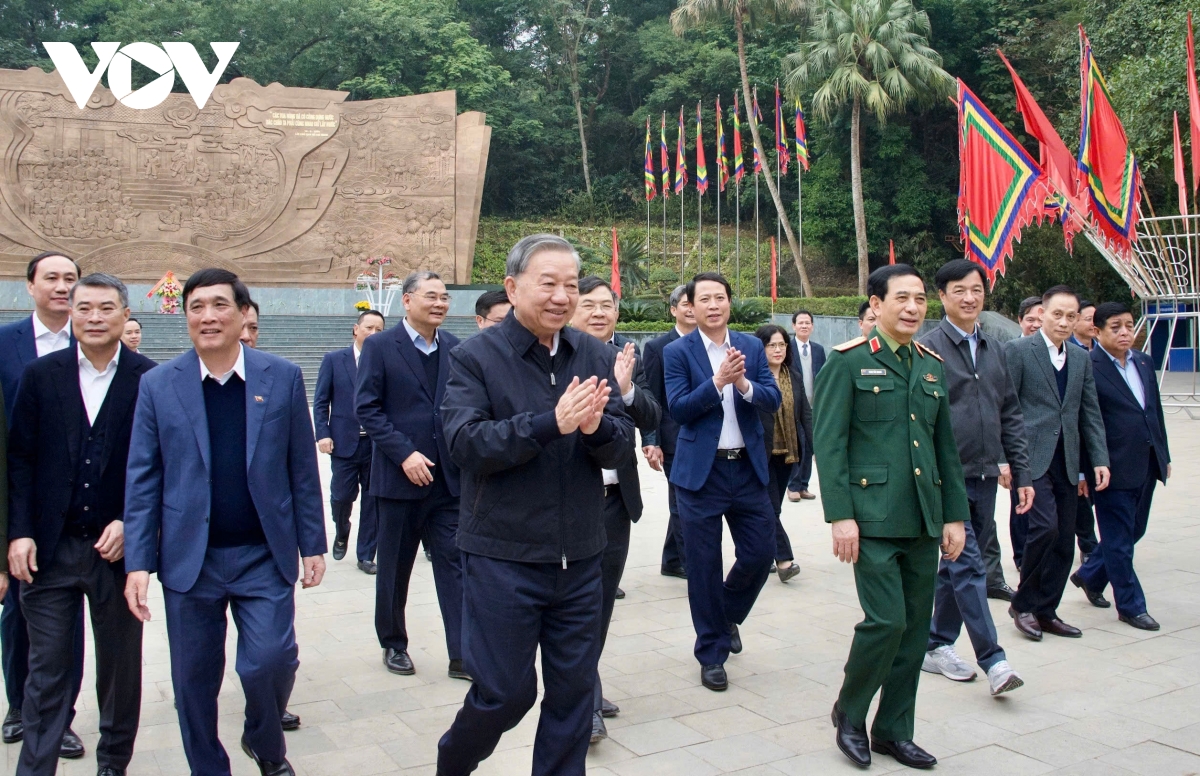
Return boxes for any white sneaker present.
[922,645,977,682]
[986,660,1024,695]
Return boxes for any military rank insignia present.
[869,337,882,353]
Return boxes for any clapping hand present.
[614,342,636,397]
[556,376,601,434]
[713,348,746,390]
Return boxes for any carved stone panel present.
[0,68,489,285]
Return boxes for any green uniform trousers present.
[838,534,940,742]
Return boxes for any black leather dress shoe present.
[448,659,472,680]
[660,564,687,579]
[729,624,742,655]
[280,711,300,731]
[600,698,620,718]
[59,728,85,759]
[97,767,126,776]
[1009,607,1042,640]
[871,739,937,769]
[615,587,625,599]
[777,563,801,583]
[830,703,870,767]
[2,707,22,744]
[384,648,415,675]
[1037,616,1082,638]
[590,711,608,744]
[1071,572,1111,608]
[331,526,349,561]
[701,664,728,691]
[357,560,377,575]
[1119,612,1160,631]
[241,738,295,776]
[986,583,1014,602]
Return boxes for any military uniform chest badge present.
[922,374,938,383]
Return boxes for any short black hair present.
[934,259,986,293]
[867,264,924,301]
[126,317,141,327]
[755,324,794,369]
[1079,299,1095,312]
[182,268,253,310]
[247,299,260,315]
[474,289,510,318]
[26,251,80,282]
[1041,284,1078,308]
[1093,301,1132,329]
[858,300,872,320]
[578,275,616,300]
[792,309,813,324]
[1018,296,1042,320]
[686,271,732,303]
[357,309,385,326]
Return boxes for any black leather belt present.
[716,448,745,460]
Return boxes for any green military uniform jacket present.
[813,327,969,539]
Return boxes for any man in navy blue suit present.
[787,309,825,501]
[356,271,466,680]
[0,251,86,757]
[314,309,386,573]
[1070,302,1170,631]
[663,272,781,692]
[123,268,327,776]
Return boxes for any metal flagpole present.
[755,169,761,296]
[797,165,803,296]
[663,193,667,271]
[680,183,685,281]
[735,178,741,291]
[717,184,722,274]
[698,191,703,272]
[776,148,781,291]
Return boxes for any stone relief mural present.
[0,67,490,285]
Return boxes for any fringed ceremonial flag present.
[957,79,1049,287]
[1188,12,1200,193]
[775,83,790,176]
[733,93,745,182]
[716,97,729,191]
[644,119,656,202]
[696,102,709,195]
[752,91,763,174]
[1078,27,1140,260]
[795,98,810,172]
[1176,111,1189,216]
[660,112,671,199]
[675,107,688,195]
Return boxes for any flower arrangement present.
[147,271,183,314]
[354,300,371,311]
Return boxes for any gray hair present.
[669,284,688,308]
[506,234,581,278]
[402,270,441,295]
[70,272,129,308]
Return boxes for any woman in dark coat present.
[754,324,813,583]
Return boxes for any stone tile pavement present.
[5,416,1200,775]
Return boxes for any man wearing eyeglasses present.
[474,290,511,330]
[356,271,468,681]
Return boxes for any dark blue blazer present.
[663,329,781,490]
[1090,346,1170,490]
[313,346,364,457]
[0,316,73,425]
[356,323,461,500]
[123,347,327,592]
[642,328,681,455]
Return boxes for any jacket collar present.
[501,308,579,357]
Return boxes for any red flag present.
[610,227,621,299]
[769,237,778,303]
[1176,112,1189,216]
[1188,13,1200,193]
[889,239,896,265]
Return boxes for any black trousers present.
[1012,447,1079,618]
[2,582,84,717]
[330,437,379,562]
[1075,491,1099,556]
[766,453,795,562]
[593,489,631,714]
[1010,487,1028,571]
[438,553,603,776]
[18,534,142,776]
[660,454,687,570]
[788,433,814,492]
[375,472,463,660]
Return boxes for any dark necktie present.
[896,344,912,371]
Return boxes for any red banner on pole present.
[611,227,622,299]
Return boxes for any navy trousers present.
[928,480,1006,672]
[766,453,796,562]
[438,553,603,776]
[1076,477,1156,617]
[1075,492,1099,556]
[375,471,463,660]
[330,437,379,562]
[676,455,775,667]
[787,434,814,492]
[660,455,687,571]
[594,490,631,714]
[164,544,298,776]
[2,581,84,718]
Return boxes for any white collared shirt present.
[948,319,980,366]
[32,313,71,358]
[675,325,689,339]
[1040,329,1066,371]
[403,318,439,355]
[701,328,754,450]
[1099,345,1146,409]
[353,343,361,367]
[200,343,246,385]
[602,336,639,485]
[78,344,120,424]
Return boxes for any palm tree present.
[671,0,813,297]
[784,0,952,293]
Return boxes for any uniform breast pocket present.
[849,465,888,522]
[854,379,896,422]
[920,383,941,424]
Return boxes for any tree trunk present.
[571,83,592,196]
[850,95,869,295]
[733,11,811,297]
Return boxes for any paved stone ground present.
[5,415,1200,775]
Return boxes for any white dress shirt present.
[1040,329,1067,371]
[32,313,71,358]
[403,318,438,354]
[78,344,120,424]
[353,343,362,367]
[701,328,754,450]
[796,338,814,402]
[200,343,246,385]
[1099,345,1146,409]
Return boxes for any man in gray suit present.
[1003,285,1109,641]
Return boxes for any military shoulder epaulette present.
[832,336,867,353]
[914,341,943,362]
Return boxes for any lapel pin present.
[254,395,264,402]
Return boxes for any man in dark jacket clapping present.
[436,234,635,776]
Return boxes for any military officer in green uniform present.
[813,264,968,770]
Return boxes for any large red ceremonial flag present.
[660,112,671,199]
[1188,13,1200,193]
[611,226,622,299]
[775,83,790,176]
[675,107,688,195]
[644,119,656,202]
[696,102,709,195]
[716,96,729,191]
[1176,112,1189,216]
[889,239,896,265]
[733,93,745,182]
[1078,27,1140,260]
[957,79,1049,286]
